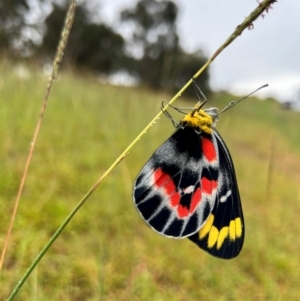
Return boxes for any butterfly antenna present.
[218,84,268,116]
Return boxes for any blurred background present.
[2,0,300,105]
[1,1,300,300]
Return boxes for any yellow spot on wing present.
[208,226,219,248]
[229,220,236,240]
[199,214,214,239]
[235,217,242,238]
[198,215,242,250]
[217,226,229,249]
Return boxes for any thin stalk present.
[0,1,77,270]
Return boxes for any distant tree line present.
[0,0,210,96]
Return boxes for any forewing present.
[188,130,244,259]
[133,127,219,238]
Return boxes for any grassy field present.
[1,60,300,301]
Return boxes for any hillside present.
[1,61,300,300]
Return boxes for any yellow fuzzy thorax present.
[180,109,214,134]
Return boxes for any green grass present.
[1,60,300,301]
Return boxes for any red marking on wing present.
[154,168,175,195]
[190,188,202,213]
[201,177,217,194]
[178,204,189,218]
[154,168,181,207]
[178,188,202,218]
[202,137,217,162]
[153,168,201,219]
[170,193,181,207]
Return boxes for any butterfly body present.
[133,106,244,259]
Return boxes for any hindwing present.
[188,130,244,259]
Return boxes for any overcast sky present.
[100,0,299,102]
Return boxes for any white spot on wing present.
[183,185,195,194]
[220,190,232,203]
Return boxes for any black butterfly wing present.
[133,127,219,238]
[188,130,244,259]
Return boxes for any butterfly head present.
[180,106,219,135]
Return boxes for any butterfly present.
[133,82,244,259]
